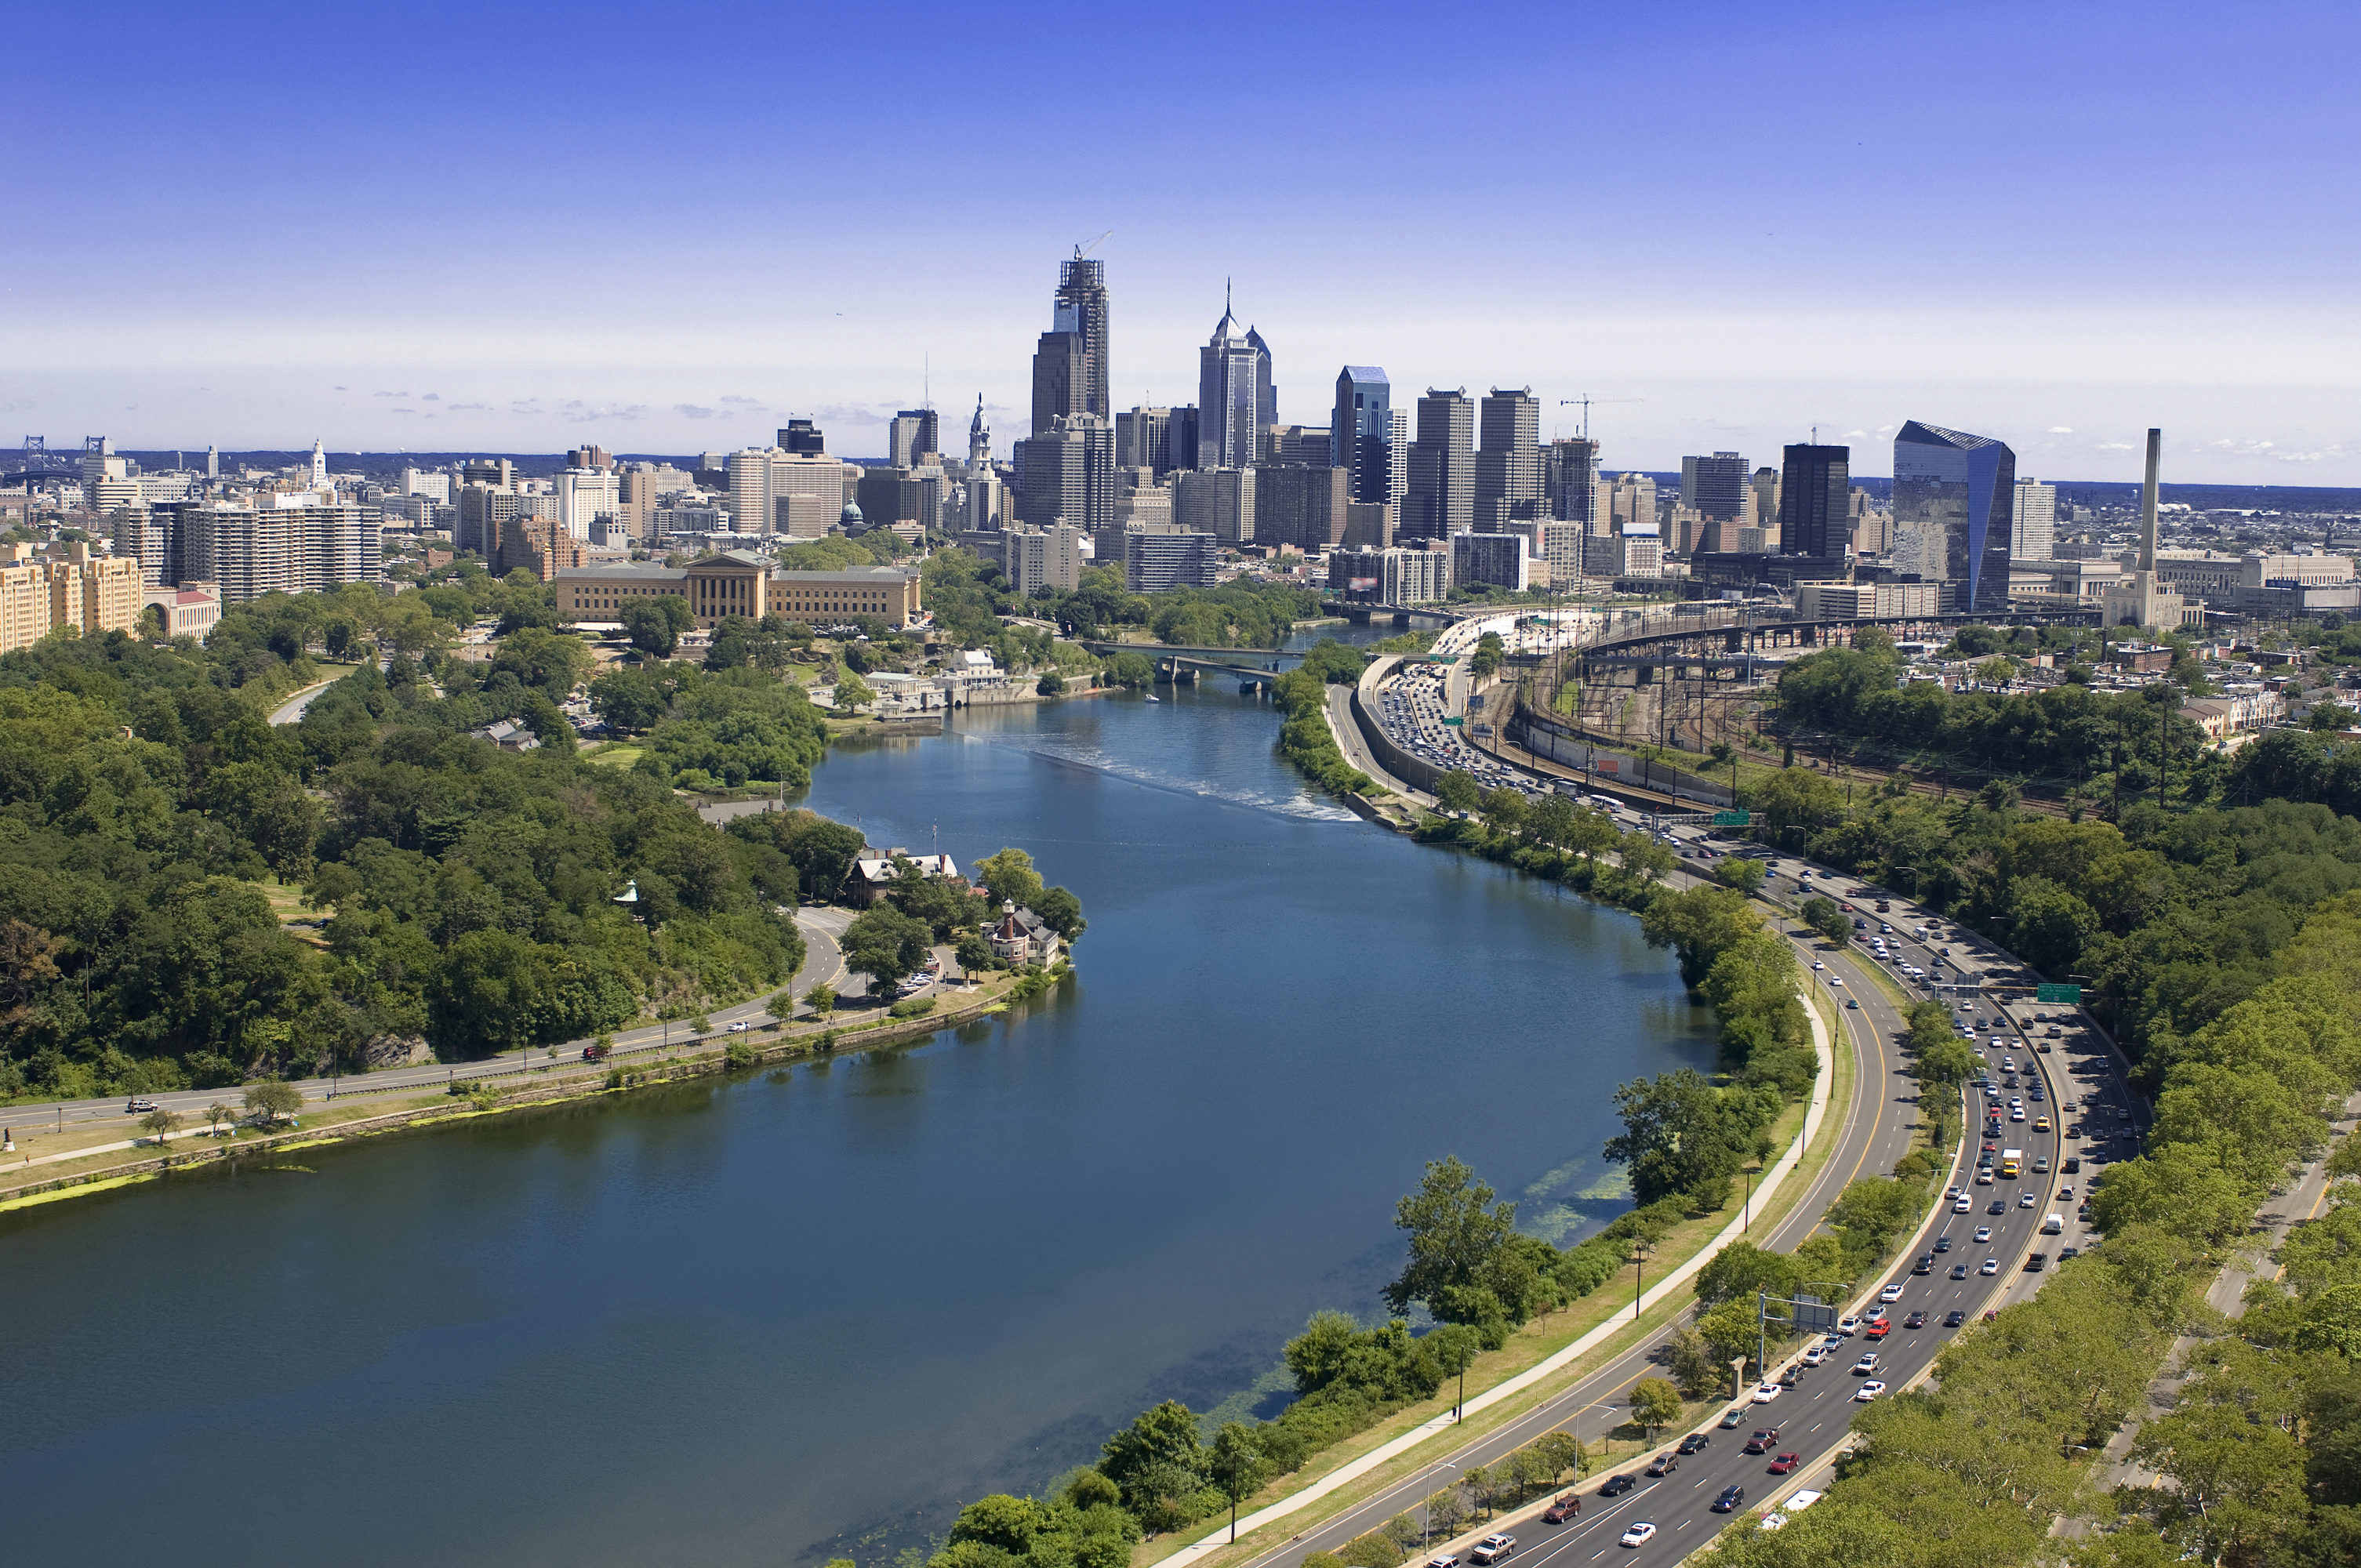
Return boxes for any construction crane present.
[1557,395,1642,440]
[1073,230,1113,260]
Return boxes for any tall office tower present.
[1473,387,1542,528]
[1679,452,1748,540]
[888,409,939,466]
[1031,328,1088,437]
[1013,414,1117,532]
[1892,420,2018,613]
[1197,293,1262,470]
[1117,406,1174,474]
[1253,464,1347,550]
[1404,388,1474,539]
[1258,425,1332,466]
[1751,466,1781,534]
[1331,367,1396,504]
[1544,437,1600,526]
[1166,407,1199,475]
[1055,255,1111,420]
[2011,476,2057,561]
[1777,444,1851,561]
[779,419,826,455]
[1246,325,1276,432]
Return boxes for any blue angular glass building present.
[1891,420,2017,613]
[1331,366,1393,503]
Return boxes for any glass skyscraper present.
[1331,367,1393,503]
[1777,443,1850,561]
[1892,420,2016,612]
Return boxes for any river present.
[0,633,1716,1567]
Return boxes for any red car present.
[582,1042,610,1061]
[1767,1451,1801,1475]
[1864,1320,1891,1341]
[1540,1494,1580,1524]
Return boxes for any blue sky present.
[8,1,2357,480]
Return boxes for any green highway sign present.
[1712,810,1751,826]
[1441,716,1463,726]
[2036,983,2083,1004]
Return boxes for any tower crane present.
[1557,395,1642,440]
[1073,230,1113,260]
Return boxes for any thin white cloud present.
[448,401,491,412]
[675,404,717,419]
[2047,426,2074,434]
[718,394,764,405]
[1841,429,1869,438]
[2097,441,2134,451]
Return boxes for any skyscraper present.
[1404,389,1474,539]
[1031,328,1087,437]
[1777,444,1851,561]
[1331,367,1396,504]
[1245,325,1276,432]
[1197,291,1261,470]
[888,409,939,467]
[2011,477,2057,561]
[1544,438,1600,526]
[1117,406,1175,475]
[1474,387,1541,528]
[779,419,826,455]
[1891,420,2018,612]
[1055,256,1111,421]
[1013,414,1116,534]
[1680,452,1748,530]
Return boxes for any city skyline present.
[6,1,2355,481]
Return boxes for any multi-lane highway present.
[1215,845,2149,1567]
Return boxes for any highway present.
[1214,843,2149,1568]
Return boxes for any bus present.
[2000,1148,2022,1179]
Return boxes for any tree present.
[975,847,1047,911]
[140,1106,183,1145]
[1434,769,1481,813]
[1483,786,1529,835]
[1033,885,1086,942]
[802,985,836,1016]
[1099,1399,1207,1523]
[1422,1486,1465,1542]
[203,1102,233,1136]
[1713,855,1767,894]
[1428,1323,1482,1419]
[1208,1422,1271,1542]
[1695,1298,1763,1381]
[1603,1070,1753,1207]
[621,595,693,657]
[1800,895,1849,944]
[243,1080,302,1126]
[1666,1324,1720,1396]
[1384,1156,1517,1318]
[843,904,932,993]
[834,671,874,713]
[1626,1375,1682,1442]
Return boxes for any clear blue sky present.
[9,1,2356,481]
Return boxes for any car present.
[1618,1523,1656,1548]
[2025,1252,2048,1272]
[1599,1473,1638,1497]
[1989,1199,2008,1215]
[1865,1319,1891,1341]
[2063,1102,2079,1115]
[2020,1192,2038,1209]
[2034,1116,2051,1132]
[1743,1427,1781,1451]
[1719,1407,1748,1428]
[1854,1381,1887,1401]
[1934,1236,1954,1254]
[1950,1263,1970,1279]
[2058,1247,2081,1262]
[1846,999,1860,1009]
[1540,1495,1581,1524]
[1851,1352,1880,1374]
[1912,1255,1933,1275]
[1821,1334,1847,1350]
[1811,960,1825,971]
[1981,1257,2001,1275]
[1751,1382,1783,1403]
[1767,1450,1802,1475]
[1905,1310,1927,1328]
[2032,1157,2050,1174]
[1879,1283,1906,1303]
[1944,1309,1968,1327]
[1865,1305,1888,1323]
[1953,1196,1972,1212]
[1712,1486,1745,1514]
[1469,1535,1516,1565]
[1677,1433,1710,1454]
[1801,1344,1827,1366]
[1645,1454,1678,1477]
[1836,1315,1862,1336]
[1828,976,1844,987]
[726,1020,751,1033]
[1428,1555,1460,1568]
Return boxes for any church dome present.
[839,500,864,526]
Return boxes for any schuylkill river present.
[2,637,1716,1567]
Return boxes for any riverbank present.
[0,965,1067,1213]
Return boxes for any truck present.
[2000,1148,2022,1179]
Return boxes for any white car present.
[1826,976,1843,986]
[1618,1523,1657,1548]
[1752,1381,1783,1403]
[1811,960,1825,971]
[1851,1352,1880,1374]
[1981,1258,2001,1276]
[727,1021,750,1033]
[1836,1315,1862,1335]
[1974,1225,1993,1243]
[1878,1283,1905,1303]
[1802,1344,1827,1366]
[1954,1196,1973,1212]
[1854,1380,1887,1401]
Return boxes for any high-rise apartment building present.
[1509,519,1585,586]
[180,501,383,604]
[1777,444,1851,561]
[2011,477,2057,561]
[1013,414,1117,533]
[1680,452,1749,529]
[556,467,622,540]
[730,447,853,537]
[456,483,554,556]
[1123,527,1219,593]
[1253,465,1347,551]
[1004,522,1087,597]
[1452,532,1528,592]
[1404,389,1474,540]
[0,542,145,654]
[1892,420,2018,613]
[1175,466,1256,543]
[1602,472,1658,536]
[1331,367,1399,505]
[1545,438,1600,527]
[1197,296,1261,470]
[888,409,940,467]
[1474,388,1541,528]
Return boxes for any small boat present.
[1145,694,1161,702]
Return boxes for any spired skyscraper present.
[1891,420,2017,613]
[1197,288,1262,470]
